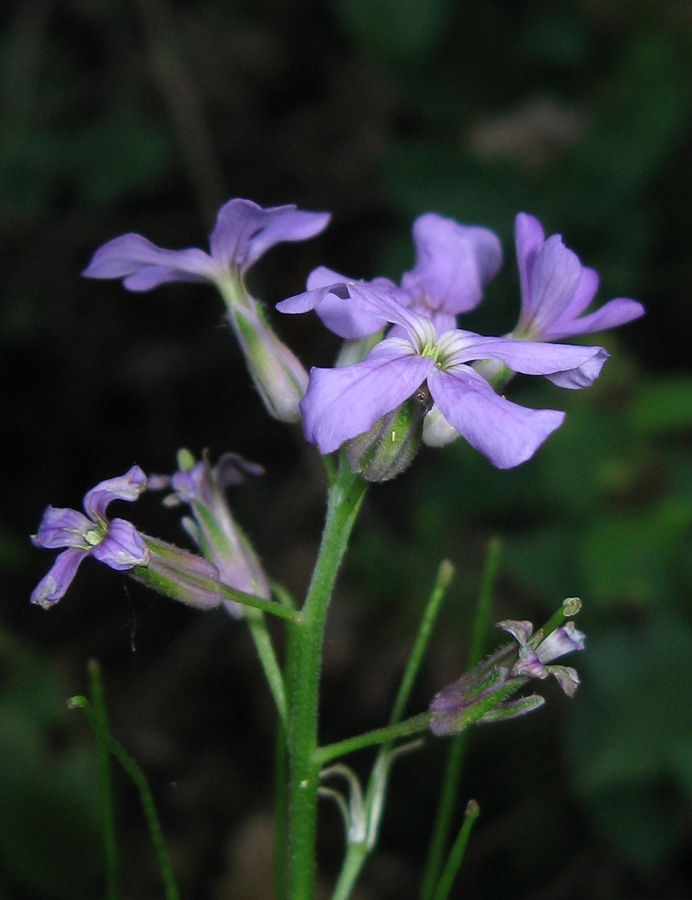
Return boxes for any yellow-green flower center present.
[84,526,105,548]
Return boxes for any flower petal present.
[547,296,645,340]
[537,622,586,662]
[32,506,92,550]
[427,366,565,468]
[30,548,89,608]
[543,351,608,389]
[278,275,415,340]
[497,619,534,645]
[439,330,608,380]
[546,265,600,328]
[300,340,433,453]
[82,234,217,290]
[548,665,580,697]
[209,199,330,272]
[525,234,582,334]
[308,268,395,338]
[514,646,549,679]
[402,213,502,315]
[92,518,150,570]
[83,466,148,521]
[514,212,546,318]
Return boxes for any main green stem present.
[286,459,367,900]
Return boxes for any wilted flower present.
[430,605,586,736]
[279,285,606,469]
[496,618,585,697]
[83,198,330,422]
[159,450,270,616]
[31,466,150,608]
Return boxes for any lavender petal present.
[32,506,92,550]
[300,341,433,454]
[82,234,217,290]
[30,548,89,608]
[428,367,565,469]
[83,465,147,521]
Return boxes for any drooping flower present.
[83,198,331,422]
[31,466,150,608]
[429,602,586,736]
[157,450,270,617]
[278,283,607,469]
[512,212,644,344]
[294,212,502,341]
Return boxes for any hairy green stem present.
[315,714,430,767]
[286,457,368,900]
[245,607,288,726]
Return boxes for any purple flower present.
[289,212,502,339]
[83,198,330,423]
[82,198,330,290]
[513,212,644,342]
[279,285,607,469]
[402,213,503,328]
[31,466,149,609]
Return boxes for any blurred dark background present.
[2,0,692,898]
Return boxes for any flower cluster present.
[79,197,643,473]
[278,210,643,471]
[32,198,644,606]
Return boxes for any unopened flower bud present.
[344,385,433,482]
[132,535,223,610]
[227,298,308,423]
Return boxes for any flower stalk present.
[285,455,368,900]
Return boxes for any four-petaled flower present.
[297,212,502,340]
[512,212,644,345]
[278,283,607,468]
[82,198,330,291]
[31,466,149,609]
